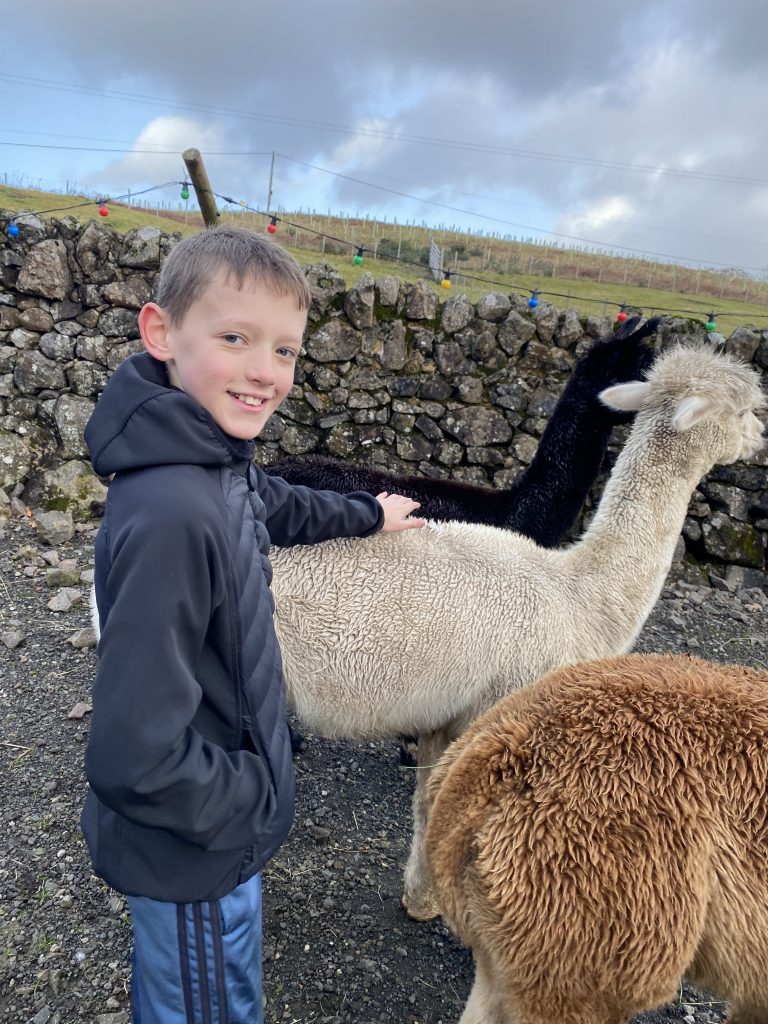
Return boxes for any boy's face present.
[140,274,306,440]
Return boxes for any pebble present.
[67,626,97,649]
[47,588,82,613]
[1,628,26,649]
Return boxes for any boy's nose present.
[244,352,276,386]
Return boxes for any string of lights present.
[3,132,767,270]
[1,181,184,233]
[273,154,768,273]
[211,190,768,326]
[2,177,767,328]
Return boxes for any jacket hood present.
[85,352,255,476]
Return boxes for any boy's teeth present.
[236,393,263,407]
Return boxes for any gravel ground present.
[1,507,766,1024]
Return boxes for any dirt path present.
[1,510,765,1024]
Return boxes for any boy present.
[83,225,424,1024]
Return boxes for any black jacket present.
[82,353,383,901]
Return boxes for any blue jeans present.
[127,873,263,1024]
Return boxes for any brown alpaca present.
[426,654,768,1024]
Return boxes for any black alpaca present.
[267,317,659,545]
[270,317,660,763]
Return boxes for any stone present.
[0,346,16,371]
[497,311,536,356]
[455,376,484,404]
[375,275,399,307]
[701,514,765,568]
[527,386,559,419]
[414,415,443,442]
[511,433,539,464]
[433,341,466,375]
[106,338,142,370]
[39,331,76,362]
[325,423,359,458]
[305,262,347,317]
[441,406,513,446]
[344,273,375,329]
[452,465,489,485]
[700,481,753,521]
[419,377,452,401]
[19,306,54,331]
[13,350,67,394]
[101,276,152,309]
[440,293,474,334]
[378,320,407,370]
[55,319,84,337]
[24,459,107,521]
[53,394,95,458]
[67,627,97,649]
[47,587,82,612]
[0,431,33,490]
[585,315,613,340]
[396,433,434,461]
[46,561,81,587]
[35,509,75,545]
[279,425,319,455]
[306,319,361,362]
[724,565,768,592]
[556,309,583,348]
[74,335,109,364]
[1,628,25,649]
[489,381,528,414]
[460,325,498,365]
[99,306,140,338]
[67,361,111,397]
[725,326,761,362]
[8,327,40,350]
[119,226,163,269]
[75,222,118,283]
[476,293,511,323]
[404,280,438,321]
[17,239,74,299]
[532,301,559,343]
[0,306,20,330]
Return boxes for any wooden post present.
[182,148,220,227]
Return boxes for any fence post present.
[182,148,220,227]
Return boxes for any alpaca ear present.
[670,395,715,433]
[599,381,650,412]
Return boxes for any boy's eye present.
[277,347,298,359]
[223,334,244,346]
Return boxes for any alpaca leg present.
[458,955,507,1024]
[402,728,451,921]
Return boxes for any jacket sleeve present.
[254,464,384,546]
[86,480,278,852]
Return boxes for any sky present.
[3,0,768,275]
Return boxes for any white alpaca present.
[269,344,765,920]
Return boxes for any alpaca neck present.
[505,390,616,546]
[568,414,713,633]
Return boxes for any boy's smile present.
[139,274,306,440]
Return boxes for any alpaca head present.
[599,344,766,466]
[575,316,659,423]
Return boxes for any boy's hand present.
[376,492,426,533]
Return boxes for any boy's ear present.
[138,303,174,362]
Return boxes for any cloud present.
[5,0,768,270]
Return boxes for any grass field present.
[2,183,767,329]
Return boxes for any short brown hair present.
[155,225,311,324]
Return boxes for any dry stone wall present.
[1,212,766,590]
